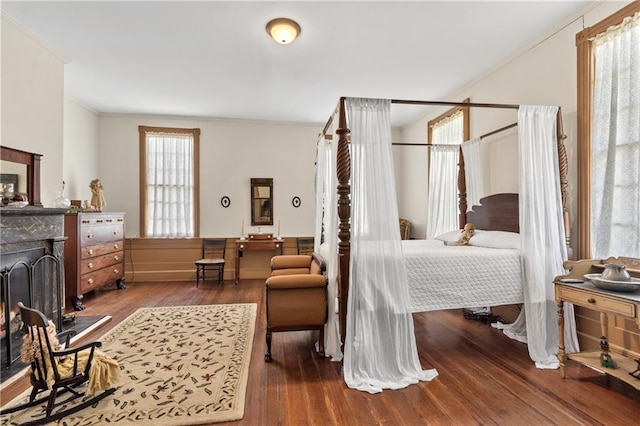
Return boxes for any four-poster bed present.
[320,97,573,364]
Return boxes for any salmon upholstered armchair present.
[264,254,328,362]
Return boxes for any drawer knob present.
[114,231,119,235]
[87,278,94,284]
[114,244,119,250]
[88,262,94,269]
[88,249,94,255]
[87,233,94,239]
[96,219,103,223]
[587,297,596,304]
[106,219,112,222]
[113,269,119,274]
[114,255,120,261]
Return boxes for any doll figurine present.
[446,223,476,246]
[599,336,615,369]
[89,179,106,212]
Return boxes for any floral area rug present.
[1,303,257,425]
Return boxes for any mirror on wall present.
[251,178,273,226]
[1,171,21,194]
[0,146,42,206]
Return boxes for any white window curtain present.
[344,97,438,393]
[146,132,195,238]
[314,124,342,361]
[498,106,579,368]
[426,145,460,238]
[461,137,485,211]
[426,112,463,238]
[591,12,640,259]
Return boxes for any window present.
[576,3,640,259]
[425,102,469,237]
[138,126,200,238]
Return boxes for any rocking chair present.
[0,302,116,425]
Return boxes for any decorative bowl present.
[584,273,640,292]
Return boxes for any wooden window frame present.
[138,126,201,238]
[427,99,470,145]
[575,2,640,259]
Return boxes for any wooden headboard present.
[465,193,519,233]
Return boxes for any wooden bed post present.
[336,97,351,353]
[556,109,572,259]
[457,147,467,229]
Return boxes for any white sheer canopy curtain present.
[146,132,194,238]
[314,122,342,361]
[426,112,463,238]
[344,98,438,393]
[461,137,485,211]
[426,146,459,238]
[591,12,640,259]
[501,106,579,368]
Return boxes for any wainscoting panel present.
[125,237,299,283]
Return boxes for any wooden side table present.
[234,238,283,284]
[555,258,640,390]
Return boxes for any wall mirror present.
[251,178,273,226]
[1,173,20,194]
[0,146,42,206]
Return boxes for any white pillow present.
[469,231,520,250]
[433,229,463,243]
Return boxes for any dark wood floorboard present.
[1,279,638,425]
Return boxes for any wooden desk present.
[555,260,640,390]
[235,238,283,284]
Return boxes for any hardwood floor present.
[2,280,638,425]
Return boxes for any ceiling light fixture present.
[266,18,301,45]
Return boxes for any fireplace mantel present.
[1,207,67,371]
[0,207,68,244]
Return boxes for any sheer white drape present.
[591,12,640,259]
[146,132,194,238]
[426,112,463,237]
[498,106,579,368]
[426,145,460,238]
[344,97,438,393]
[461,137,485,211]
[314,123,342,361]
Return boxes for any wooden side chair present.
[0,302,117,425]
[195,238,227,287]
[296,237,315,255]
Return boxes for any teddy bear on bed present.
[446,223,475,246]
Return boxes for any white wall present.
[98,115,321,238]
[397,0,633,247]
[63,99,100,201]
[1,15,64,206]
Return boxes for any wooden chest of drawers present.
[64,212,125,310]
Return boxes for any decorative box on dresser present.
[64,212,126,310]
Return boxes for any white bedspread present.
[402,239,523,313]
